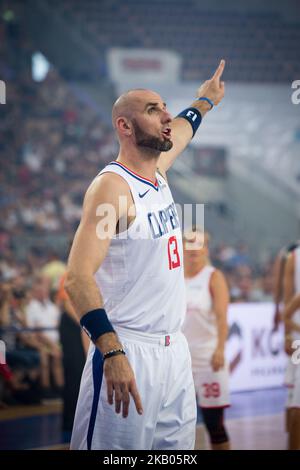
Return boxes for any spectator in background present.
[229,242,251,269]
[230,265,262,302]
[42,250,67,291]
[0,250,19,281]
[0,362,14,407]
[0,279,41,404]
[25,274,63,398]
[214,243,237,268]
[259,265,275,302]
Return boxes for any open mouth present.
[162,128,171,138]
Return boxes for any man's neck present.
[116,148,160,184]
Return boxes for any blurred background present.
[0,0,300,450]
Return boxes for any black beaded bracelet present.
[103,349,126,361]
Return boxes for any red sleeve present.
[0,362,13,382]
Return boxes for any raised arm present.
[157,60,226,175]
[65,173,143,417]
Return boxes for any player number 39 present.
[203,382,221,398]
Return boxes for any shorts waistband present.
[114,325,183,346]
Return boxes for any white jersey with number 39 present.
[182,266,230,408]
[94,161,186,335]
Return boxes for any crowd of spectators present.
[0,6,118,241]
[1,71,117,239]
[211,242,274,303]
[0,251,66,406]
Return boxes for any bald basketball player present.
[66,61,225,450]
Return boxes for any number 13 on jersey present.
[167,236,181,270]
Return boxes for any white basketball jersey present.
[94,161,186,335]
[293,247,300,340]
[182,265,217,357]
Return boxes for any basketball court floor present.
[0,387,287,450]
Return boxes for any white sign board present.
[107,48,181,86]
[226,303,287,392]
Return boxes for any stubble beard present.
[132,119,173,157]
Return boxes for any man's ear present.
[116,117,132,136]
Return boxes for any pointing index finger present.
[212,59,225,81]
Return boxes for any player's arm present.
[157,60,225,177]
[283,253,295,306]
[55,278,90,355]
[273,252,283,304]
[210,269,229,372]
[283,253,295,354]
[272,251,284,330]
[284,294,300,334]
[65,174,143,417]
[63,297,90,355]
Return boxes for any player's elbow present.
[65,269,94,301]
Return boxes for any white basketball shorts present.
[285,359,300,409]
[190,349,230,408]
[70,327,197,450]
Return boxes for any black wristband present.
[176,107,202,137]
[80,308,115,343]
[103,349,126,361]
